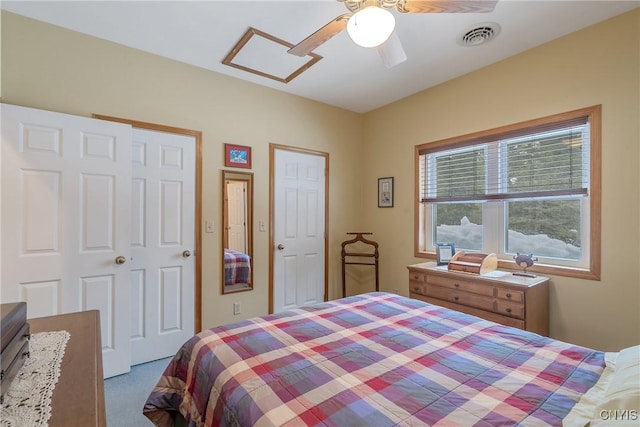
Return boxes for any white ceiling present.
[3,0,639,113]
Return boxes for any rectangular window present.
[415,106,601,279]
[434,203,483,251]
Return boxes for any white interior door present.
[227,180,247,253]
[273,148,326,313]
[1,103,132,378]
[129,128,195,365]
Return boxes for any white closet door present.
[129,128,195,365]
[1,103,132,378]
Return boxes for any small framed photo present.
[436,243,456,265]
[378,177,394,208]
[225,144,252,169]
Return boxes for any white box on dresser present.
[407,262,549,336]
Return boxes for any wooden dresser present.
[408,262,549,336]
[30,310,107,427]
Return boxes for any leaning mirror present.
[222,170,253,294]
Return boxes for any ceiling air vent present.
[457,23,501,47]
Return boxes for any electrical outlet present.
[233,302,241,315]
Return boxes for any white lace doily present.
[0,330,70,427]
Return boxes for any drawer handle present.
[506,293,512,298]
[506,308,512,313]
[413,287,420,292]
[453,296,459,301]
[454,283,460,288]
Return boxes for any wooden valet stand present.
[341,232,379,297]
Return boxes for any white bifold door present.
[1,104,195,377]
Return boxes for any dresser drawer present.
[426,285,495,312]
[409,282,427,295]
[409,271,425,282]
[426,275,494,298]
[496,288,524,303]
[495,301,525,319]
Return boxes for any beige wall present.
[3,9,639,351]
[1,12,364,330]
[362,9,640,351]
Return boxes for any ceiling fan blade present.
[396,0,498,14]
[378,31,407,68]
[288,14,351,57]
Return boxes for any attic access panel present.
[222,27,322,84]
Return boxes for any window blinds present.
[420,119,589,204]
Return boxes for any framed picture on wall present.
[225,144,252,169]
[378,177,394,208]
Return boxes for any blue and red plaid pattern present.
[144,292,605,427]
[224,249,251,285]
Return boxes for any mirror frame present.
[221,170,254,294]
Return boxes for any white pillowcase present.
[591,345,640,426]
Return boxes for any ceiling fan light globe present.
[346,6,396,48]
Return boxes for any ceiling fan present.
[288,0,498,68]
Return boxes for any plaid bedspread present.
[224,249,251,285]
[143,292,605,427]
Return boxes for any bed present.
[224,249,251,286]
[143,292,639,427]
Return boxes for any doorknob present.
[277,244,285,250]
[182,250,191,258]
[115,256,126,265]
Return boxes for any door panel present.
[160,266,182,331]
[283,254,297,309]
[1,103,132,378]
[303,252,321,305]
[131,178,146,247]
[273,148,326,313]
[81,274,115,349]
[21,170,61,253]
[130,269,145,340]
[129,128,195,365]
[19,281,59,319]
[160,180,183,245]
[81,174,115,250]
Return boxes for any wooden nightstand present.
[408,262,549,336]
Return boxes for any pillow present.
[591,345,640,426]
